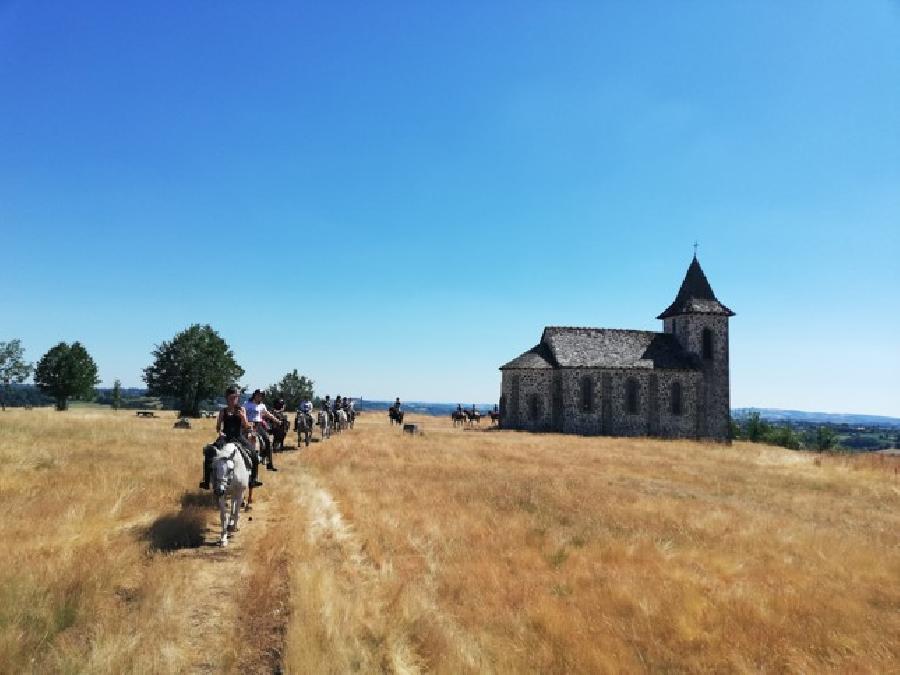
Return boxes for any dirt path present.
[166,461,290,673]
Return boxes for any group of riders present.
[199,387,361,492]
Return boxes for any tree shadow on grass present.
[144,506,206,552]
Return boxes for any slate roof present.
[499,341,557,370]
[500,327,699,370]
[657,256,735,319]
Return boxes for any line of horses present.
[452,408,500,428]
[207,405,359,547]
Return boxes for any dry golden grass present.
[286,413,900,674]
[1,408,898,673]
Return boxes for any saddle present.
[213,436,254,471]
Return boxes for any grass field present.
[1,408,898,673]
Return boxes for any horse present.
[451,410,467,428]
[489,410,500,425]
[333,408,348,433]
[210,441,250,547]
[270,411,290,452]
[388,406,404,426]
[465,409,482,426]
[294,411,313,447]
[346,407,356,429]
[317,410,332,440]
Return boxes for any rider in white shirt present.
[245,390,280,472]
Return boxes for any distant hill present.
[732,408,900,428]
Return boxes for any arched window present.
[702,328,714,360]
[625,378,639,414]
[671,381,683,416]
[527,393,542,421]
[580,375,593,412]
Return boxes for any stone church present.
[499,256,734,441]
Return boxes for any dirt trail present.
[165,434,429,674]
[168,466,288,673]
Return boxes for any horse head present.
[211,445,238,497]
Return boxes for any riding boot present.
[250,454,263,487]
[199,445,215,490]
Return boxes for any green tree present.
[112,379,122,411]
[727,416,741,440]
[744,411,770,442]
[0,339,33,411]
[143,324,244,417]
[265,369,315,410]
[813,426,838,452]
[34,342,100,411]
[766,425,801,450]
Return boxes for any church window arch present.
[625,378,639,415]
[702,328,714,360]
[580,375,593,412]
[527,393,543,421]
[671,381,683,416]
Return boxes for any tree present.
[112,379,122,411]
[766,425,801,450]
[812,426,838,452]
[34,342,100,411]
[143,324,244,417]
[0,339,33,411]
[744,411,770,442]
[265,369,314,410]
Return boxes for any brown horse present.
[270,410,290,452]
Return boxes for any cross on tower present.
[693,241,698,258]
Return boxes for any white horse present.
[317,410,331,440]
[210,441,250,547]
[333,409,348,433]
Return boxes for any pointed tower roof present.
[657,256,735,319]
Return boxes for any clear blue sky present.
[1,2,898,415]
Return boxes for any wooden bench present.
[135,411,157,418]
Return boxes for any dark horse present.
[294,410,313,448]
[271,410,290,452]
[388,405,404,426]
[489,410,500,425]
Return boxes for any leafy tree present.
[143,324,244,417]
[265,369,315,410]
[112,379,122,411]
[34,342,100,411]
[766,425,801,450]
[812,426,838,452]
[727,416,741,441]
[743,411,770,442]
[0,339,33,411]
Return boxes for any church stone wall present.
[502,368,702,438]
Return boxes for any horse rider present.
[200,386,262,490]
[457,404,463,414]
[334,395,343,414]
[394,397,402,412]
[245,389,280,472]
[297,398,313,429]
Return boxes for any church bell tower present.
[658,255,735,440]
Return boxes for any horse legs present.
[219,495,229,546]
[229,487,243,533]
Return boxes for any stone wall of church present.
[501,367,701,438]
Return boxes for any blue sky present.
[1,2,898,415]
